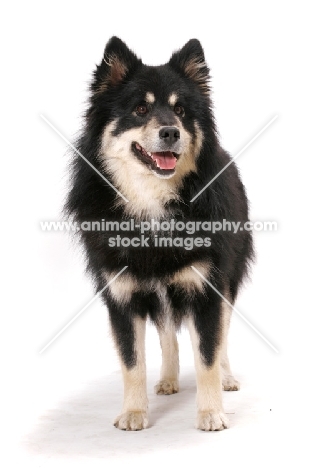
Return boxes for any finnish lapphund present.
[65,36,254,431]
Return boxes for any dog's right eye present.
[135,104,148,115]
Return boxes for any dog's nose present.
[159,126,180,145]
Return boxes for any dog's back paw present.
[114,411,148,431]
[222,375,240,391]
[154,379,179,395]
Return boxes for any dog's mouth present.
[132,142,179,176]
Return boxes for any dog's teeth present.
[147,152,151,157]
[135,143,142,150]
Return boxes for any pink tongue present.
[152,151,177,170]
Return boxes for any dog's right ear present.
[91,37,142,94]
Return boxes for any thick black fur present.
[65,37,254,369]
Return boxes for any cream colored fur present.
[101,119,203,219]
[113,316,149,430]
[220,297,240,391]
[186,317,229,431]
[168,93,178,106]
[154,322,179,395]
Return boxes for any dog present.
[65,37,253,431]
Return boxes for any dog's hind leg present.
[108,305,148,431]
[220,299,240,391]
[154,323,179,395]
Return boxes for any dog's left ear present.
[92,37,142,94]
[169,39,210,95]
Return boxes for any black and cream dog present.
[66,37,253,431]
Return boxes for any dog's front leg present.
[109,306,148,431]
[186,293,229,431]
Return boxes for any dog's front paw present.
[196,411,229,431]
[114,411,148,431]
[154,379,179,395]
[222,374,240,391]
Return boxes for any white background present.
[1,1,312,466]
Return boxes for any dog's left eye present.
[174,105,185,116]
[136,104,148,115]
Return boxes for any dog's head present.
[87,37,213,217]
[90,37,212,181]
